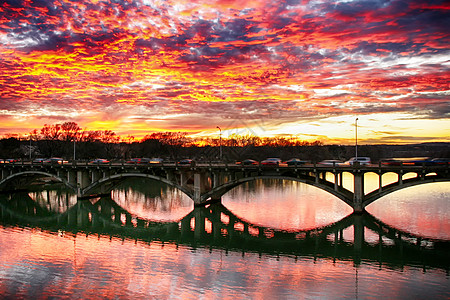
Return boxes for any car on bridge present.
[380,158,402,166]
[2,158,19,164]
[431,158,450,165]
[178,159,194,165]
[89,159,110,164]
[381,157,435,166]
[261,158,282,166]
[126,158,151,164]
[43,158,68,165]
[149,158,164,164]
[285,158,309,166]
[32,158,46,164]
[345,157,371,166]
[318,160,344,166]
[239,159,259,166]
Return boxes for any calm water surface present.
[0,176,449,299]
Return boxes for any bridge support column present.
[91,170,101,183]
[77,170,90,197]
[421,170,426,180]
[378,172,383,192]
[1,169,10,181]
[180,172,188,187]
[57,170,66,181]
[193,172,213,205]
[194,173,201,204]
[334,172,339,191]
[353,172,364,213]
[210,171,222,203]
[213,172,220,188]
[315,170,319,184]
[166,170,175,182]
[68,170,77,186]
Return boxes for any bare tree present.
[40,124,61,140]
[61,122,81,142]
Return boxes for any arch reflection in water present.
[0,192,448,272]
[110,177,193,222]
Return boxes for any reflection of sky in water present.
[366,182,450,240]
[108,177,449,238]
[223,179,353,231]
[0,227,448,299]
[111,178,193,222]
[0,177,449,298]
[20,176,450,240]
[222,178,449,240]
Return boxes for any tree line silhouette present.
[1,122,448,162]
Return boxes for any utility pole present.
[355,117,359,159]
[29,134,32,160]
[217,126,222,160]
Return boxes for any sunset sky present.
[0,0,449,144]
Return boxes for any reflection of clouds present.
[366,182,450,240]
[1,226,448,299]
[223,179,353,231]
[111,183,193,222]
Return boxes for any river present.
[0,176,448,299]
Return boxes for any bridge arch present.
[363,177,450,208]
[202,175,355,208]
[82,173,194,200]
[0,171,76,192]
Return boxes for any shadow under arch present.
[82,173,194,200]
[201,175,354,208]
[0,171,76,193]
[0,192,448,271]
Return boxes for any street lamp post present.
[217,126,222,160]
[355,118,359,159]
[73,137,76,162]
[29,134,32,161]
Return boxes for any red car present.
[240,159,259,165]
[261,158,281,165]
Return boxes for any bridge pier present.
[68,170,77,187]
[334,172,339,191]
[77,171,90,197]
[353,172,364,213]
[193,172,213,205]
[1,169,10,181]
[378,171,382,193]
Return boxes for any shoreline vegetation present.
[1,122,449,162]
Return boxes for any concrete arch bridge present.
[0,162,449,213]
